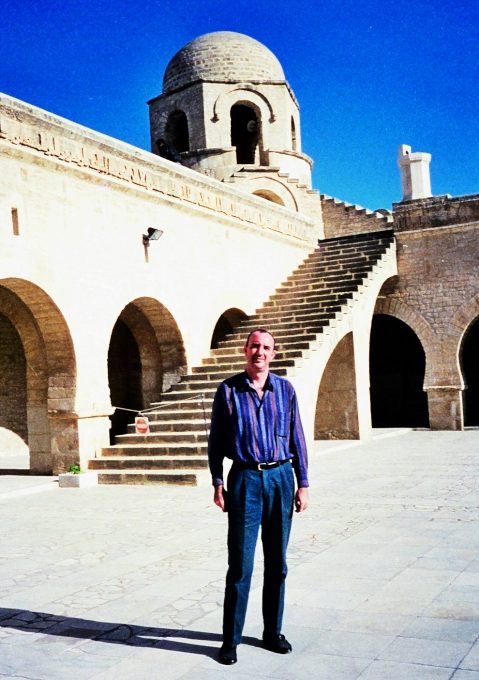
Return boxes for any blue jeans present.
[223,462,295,646]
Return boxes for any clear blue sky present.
[2,0,478,210]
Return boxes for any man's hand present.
[214,484,227,512]
[295,487,309,513]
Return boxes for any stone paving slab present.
[0,429,478,678]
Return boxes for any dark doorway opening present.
[165,110,189,153]
[108,319,143,442]
[462,317,479,426]
[0,313,27,443]
[231,104,259,164]
[211,308,248,349]
[370,314,429,427]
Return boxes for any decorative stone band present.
[0,96,317,246]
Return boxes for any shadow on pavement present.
[0,607,261,660]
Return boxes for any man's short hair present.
[244,328,276,349]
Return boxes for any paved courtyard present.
[0,429,479,679]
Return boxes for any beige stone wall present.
[0,94,318,472]
[377,205,479,429]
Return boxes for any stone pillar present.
[49,409,113,474]
[314,333,360,440]
[398,144,432,201]
[425,386,464,430]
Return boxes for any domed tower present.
[148,32,314,207]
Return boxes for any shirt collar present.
[242,371,275,392]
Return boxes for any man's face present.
[244,331,276,373]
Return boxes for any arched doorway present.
[0,279,76,474]
[231,104,260,164]
[370,314,428,427]
[461,316,479,426]
[107,298,186,441]
[211,308,248,349]
[108,319,143,441]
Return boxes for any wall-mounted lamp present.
[142,227,163,246]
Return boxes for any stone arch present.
[374,296,436,386]
[370,313,429,428]
[0,279,76,474]
[253,190,285,206]
[212,86,275,125]
[238,176,298,211]
[107,297,186,439]
[314,332,359,440]
[211,308,248,349]
[453,293,479,380]
[165,109,189,153]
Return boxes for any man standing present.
[208,328,309,665]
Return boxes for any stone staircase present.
[89,230,396,485]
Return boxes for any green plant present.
[68,464,81,475]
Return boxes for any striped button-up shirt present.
[208,371,309,488]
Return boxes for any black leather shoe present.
[218,644,237,665]
[262,633,292,654]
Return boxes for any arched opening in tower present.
[370,314,429,428]
[231,104,260,164]
[461,316,479,426]
[165,110,189,153]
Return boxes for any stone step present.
[95,470,201,486]
[194,350,304,372]
[216,331,319,349]
[210,332,316,359]
[254,302,343,317]
[127,419,208,432]
[148,399,214,411]
[90,456,208,470]
[188,358,296,380]
[115,431,208,445]
[261,293,350,310]
[286,263,372,281]
[272,278,363,296]
[203,341,313,363]
[239,312,336,329]
[99,443,207,456]
[155,386,218,399]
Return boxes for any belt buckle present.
[257,461,275,471]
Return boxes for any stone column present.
[425,386,464,430]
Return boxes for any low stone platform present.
[0,429,478,679]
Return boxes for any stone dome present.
[163,31,285,94]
